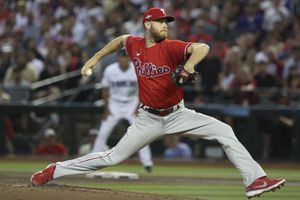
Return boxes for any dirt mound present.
[1,183,190,200]
[0,171,199,200]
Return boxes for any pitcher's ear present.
[144,21,151,30]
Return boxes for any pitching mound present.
[0,183,190,200]
[0,172,198,200]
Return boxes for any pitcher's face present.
[149,19,168,42]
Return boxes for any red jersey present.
[125,36,191,109]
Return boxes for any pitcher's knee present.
[110,157,124,165]
[108,152,128,166]
[216,122,234,135]
[224,123,234,134]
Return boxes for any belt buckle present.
[159,110,168,116]
[158,108,173,116]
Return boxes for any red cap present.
[143,8,174,24]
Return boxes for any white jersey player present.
[92,50,153,172]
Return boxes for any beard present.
[150,28,167,42]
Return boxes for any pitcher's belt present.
[140,104,180,117]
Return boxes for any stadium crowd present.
[0,0,299,158]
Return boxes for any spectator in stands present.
[82,30,105,61]
[3,51,36,86]
[94,19,108,43]
[123,11,143,37]
[24,38,44,61]
[283,44,300,80]
[4,67,30,87]
[27,48,44,80]
[22,12,40,42]
[220,33,256,92]
[230,66,259,106]
[214,1,241,42]
[265,46,284,82]
[13,0,28,33]
[0,42,14,83]
[254,52,279,88]
[254,52,280,104]
[35,128,67,156]
[0,0,11,36]
[255,47,279,78]
[163,135,193,160]
[65,43,84,89]
[188,19,213,44]
[261,0,291,32]
[236,1,263,34]
[35,60,61,98]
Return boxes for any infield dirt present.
[0,171,206,200]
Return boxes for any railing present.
[30,69,82,90]
[32,83,102,105]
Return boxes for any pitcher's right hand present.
[81,59,97,76]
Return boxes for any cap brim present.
[156,16,175,23]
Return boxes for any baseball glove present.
[171,66,197,86]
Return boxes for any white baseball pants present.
[54,101,266,186]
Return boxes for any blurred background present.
[0,0,300,162]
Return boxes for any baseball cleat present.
[144,166,152,173]
[246,176,286,199]
[31,163,56,186]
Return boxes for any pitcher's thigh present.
[109,123,161,164]
[170,109,235,140]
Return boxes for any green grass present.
[7,161,294,181]
[0,161,299,200]
[81,183,299,200]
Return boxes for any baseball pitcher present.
[31,7,285,199]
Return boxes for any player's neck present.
[145,36,156,48]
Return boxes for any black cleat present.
[144,166,152,173]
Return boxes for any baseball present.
[86,69,93,76]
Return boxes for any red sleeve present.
[166,40,192,64]
[124,36,133,57]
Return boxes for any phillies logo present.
[133,58,170,78]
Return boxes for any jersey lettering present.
[125,36,191,108]
[133,58,170,78]
[111,81,137,88]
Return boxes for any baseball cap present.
[1,43,13,53]
[44,128,56,137]
[143,8,174,24]
[255,52,269,64]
